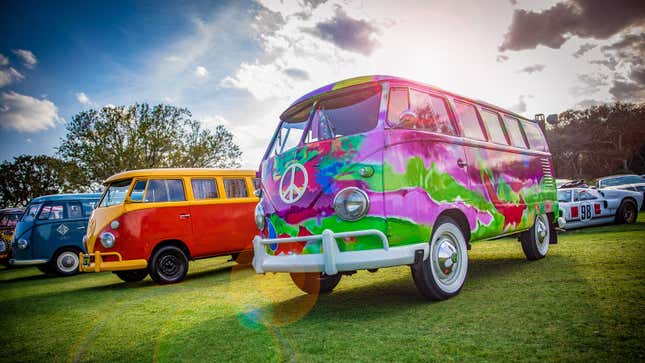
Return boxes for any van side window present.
[130,180,147,202]
[480,109,508,145]
[454,100,486,140]
[68,202,83,219]
[39,204,65,220]
[521,120,549,152]
[409,90,456,135]
[252,178,261,191]
[192,179,219,199]
[224,178,248,198]
[145,179,186,202]
[387,87,409,124]
[502,116,527,148]
[82,201,97,216]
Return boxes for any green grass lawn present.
[2,215,644,363]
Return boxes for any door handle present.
[179,214,191,220]
[457,159,467,168]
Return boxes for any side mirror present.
[398,110,418,127]
[546,114,558,125]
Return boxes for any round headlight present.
[17,238,28,250]
[333,187,369,221]
[110,220,120,229]
[99,232,115,249]
[255,203,265,230]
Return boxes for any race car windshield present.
[599,175,644,187]
[99,179,133,207]
[557,190,571,203]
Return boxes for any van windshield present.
[267,85,381,156]
[21,204,42,223]
[99,179,132,207]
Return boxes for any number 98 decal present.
[580,203,592,222]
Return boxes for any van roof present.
[283,75,533,122]
[31,193,102,203]
[104,168,257,184]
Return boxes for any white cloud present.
[75,91,92,105]
[194,66,209,78]
[0,54,8,66]
[164,55,181,62]
[12,49,37,68]
[104,103,116,108]
[0,91,63,132]
[0,67,24,88]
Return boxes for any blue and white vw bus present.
[10,193,101,276]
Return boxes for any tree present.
[545,102,645,180]
[0,155,90,207]
[58,104,242,183]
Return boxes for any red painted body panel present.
[188,201,257,256]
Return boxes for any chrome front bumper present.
[252,229,429,275]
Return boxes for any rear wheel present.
[290,272,342,294]
[411,216,469,301]
[616,200,637,224]
[520,213,550,260]
[149,246,189,284]
[51,248,81,276]
[115,269,148,282]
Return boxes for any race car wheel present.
[115,269,148,282]
[290,272,342,294]
[52,248,81,276]
[520,213,550,260]
[411,216,469,301]
[149,245,189,284]
[616,200,637,224]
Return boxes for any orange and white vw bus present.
[81,168,259,284]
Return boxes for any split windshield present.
[21,203,42,223]
[99,179,132,207]
[268,85,381,156]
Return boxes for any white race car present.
[557,186,643,229]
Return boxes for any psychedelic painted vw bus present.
[10,194,101,275]
[81,169,259,284]
[253,75,558,300]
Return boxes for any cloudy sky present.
[1,0,643,168]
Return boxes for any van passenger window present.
[521,120,549,152]
[145,179,186,202]
[39,204,65,220]
[224,178,248,198]
[408,90,455,135]
[68,202,83,219]
[192,179,219,199]
[130,180,147,202]
[0,214,20,227]
[480,109,508,145]
[387,87,409,124]
[454,101,486,140]
[503,116,527,148]
[82,201,97,216]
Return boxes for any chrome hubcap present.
[535,215,549,255]
[432,233,461,285]
[57,252,78,273]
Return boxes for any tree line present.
[0,104,241,206]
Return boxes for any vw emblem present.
[279,163,308,204]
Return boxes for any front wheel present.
[51,248,81,276]
[615,200,637,224]
[411,216,469,301]
[115,269,148,282]
[520,213,550,260]
[149,246,189,284]
[290,272,342,294]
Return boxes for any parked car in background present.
[253,75,559,300]
[0,208,24,265]
[597,174,645,210]
[10,194,101,275]
[557,185,642,229]
[80,168,259,284]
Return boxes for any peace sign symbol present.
[279,163,308,204]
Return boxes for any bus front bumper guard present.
[252,229,429,275]
[80,251,147,272]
